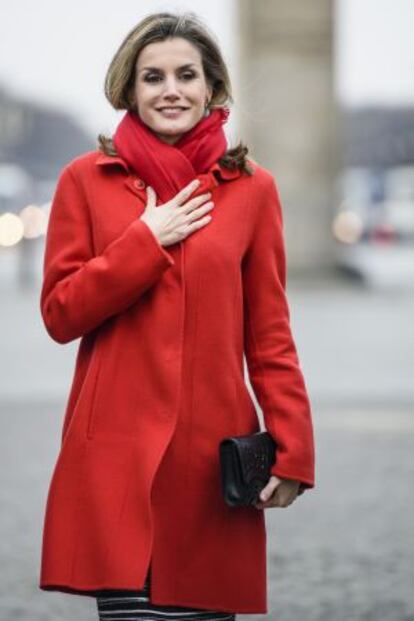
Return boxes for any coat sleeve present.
[40,164,175,344]
[242,172,315,495]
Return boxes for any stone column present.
[236,0,339,274]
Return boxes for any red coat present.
[38,150,315,614]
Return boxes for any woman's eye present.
[144,72,196,83]
[144,75,161,83]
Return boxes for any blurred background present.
[1,1,413,620]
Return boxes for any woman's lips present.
[157,107,189,118]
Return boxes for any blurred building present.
[0,84,94,286]
[334,106,414,285]
[0,84,95,178]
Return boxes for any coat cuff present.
[136,218,175,268]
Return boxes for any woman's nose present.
[162,76,181,97]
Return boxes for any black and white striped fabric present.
[96,567,236,621]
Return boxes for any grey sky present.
[1,0,413,139]
[335,0,414,106]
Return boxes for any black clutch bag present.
[219,431,277,507]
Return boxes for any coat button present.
[134,179,145,189]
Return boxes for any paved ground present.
[1,273,413,620]
[1,402,413,621]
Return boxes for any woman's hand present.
[253,475,300,510]
[140,179,215,247]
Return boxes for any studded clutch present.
[219,431,277,507]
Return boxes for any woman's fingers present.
[259,478,279,503]
[254,487,280,510]
[174,178,201,206]
[253,477,281,509]
[140,179,212,247]
[254,477,300,509]
[146,185,157,208]
[180,192,213,215]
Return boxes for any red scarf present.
[113,107,230,204]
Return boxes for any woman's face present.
[132,37,213,145]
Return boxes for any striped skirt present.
[96,566,236,621]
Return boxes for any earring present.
[203,99,211,117]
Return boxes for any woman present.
[38,11,315,620]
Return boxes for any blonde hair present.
[98,11,253,175]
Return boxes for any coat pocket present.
[60,334,102,444]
